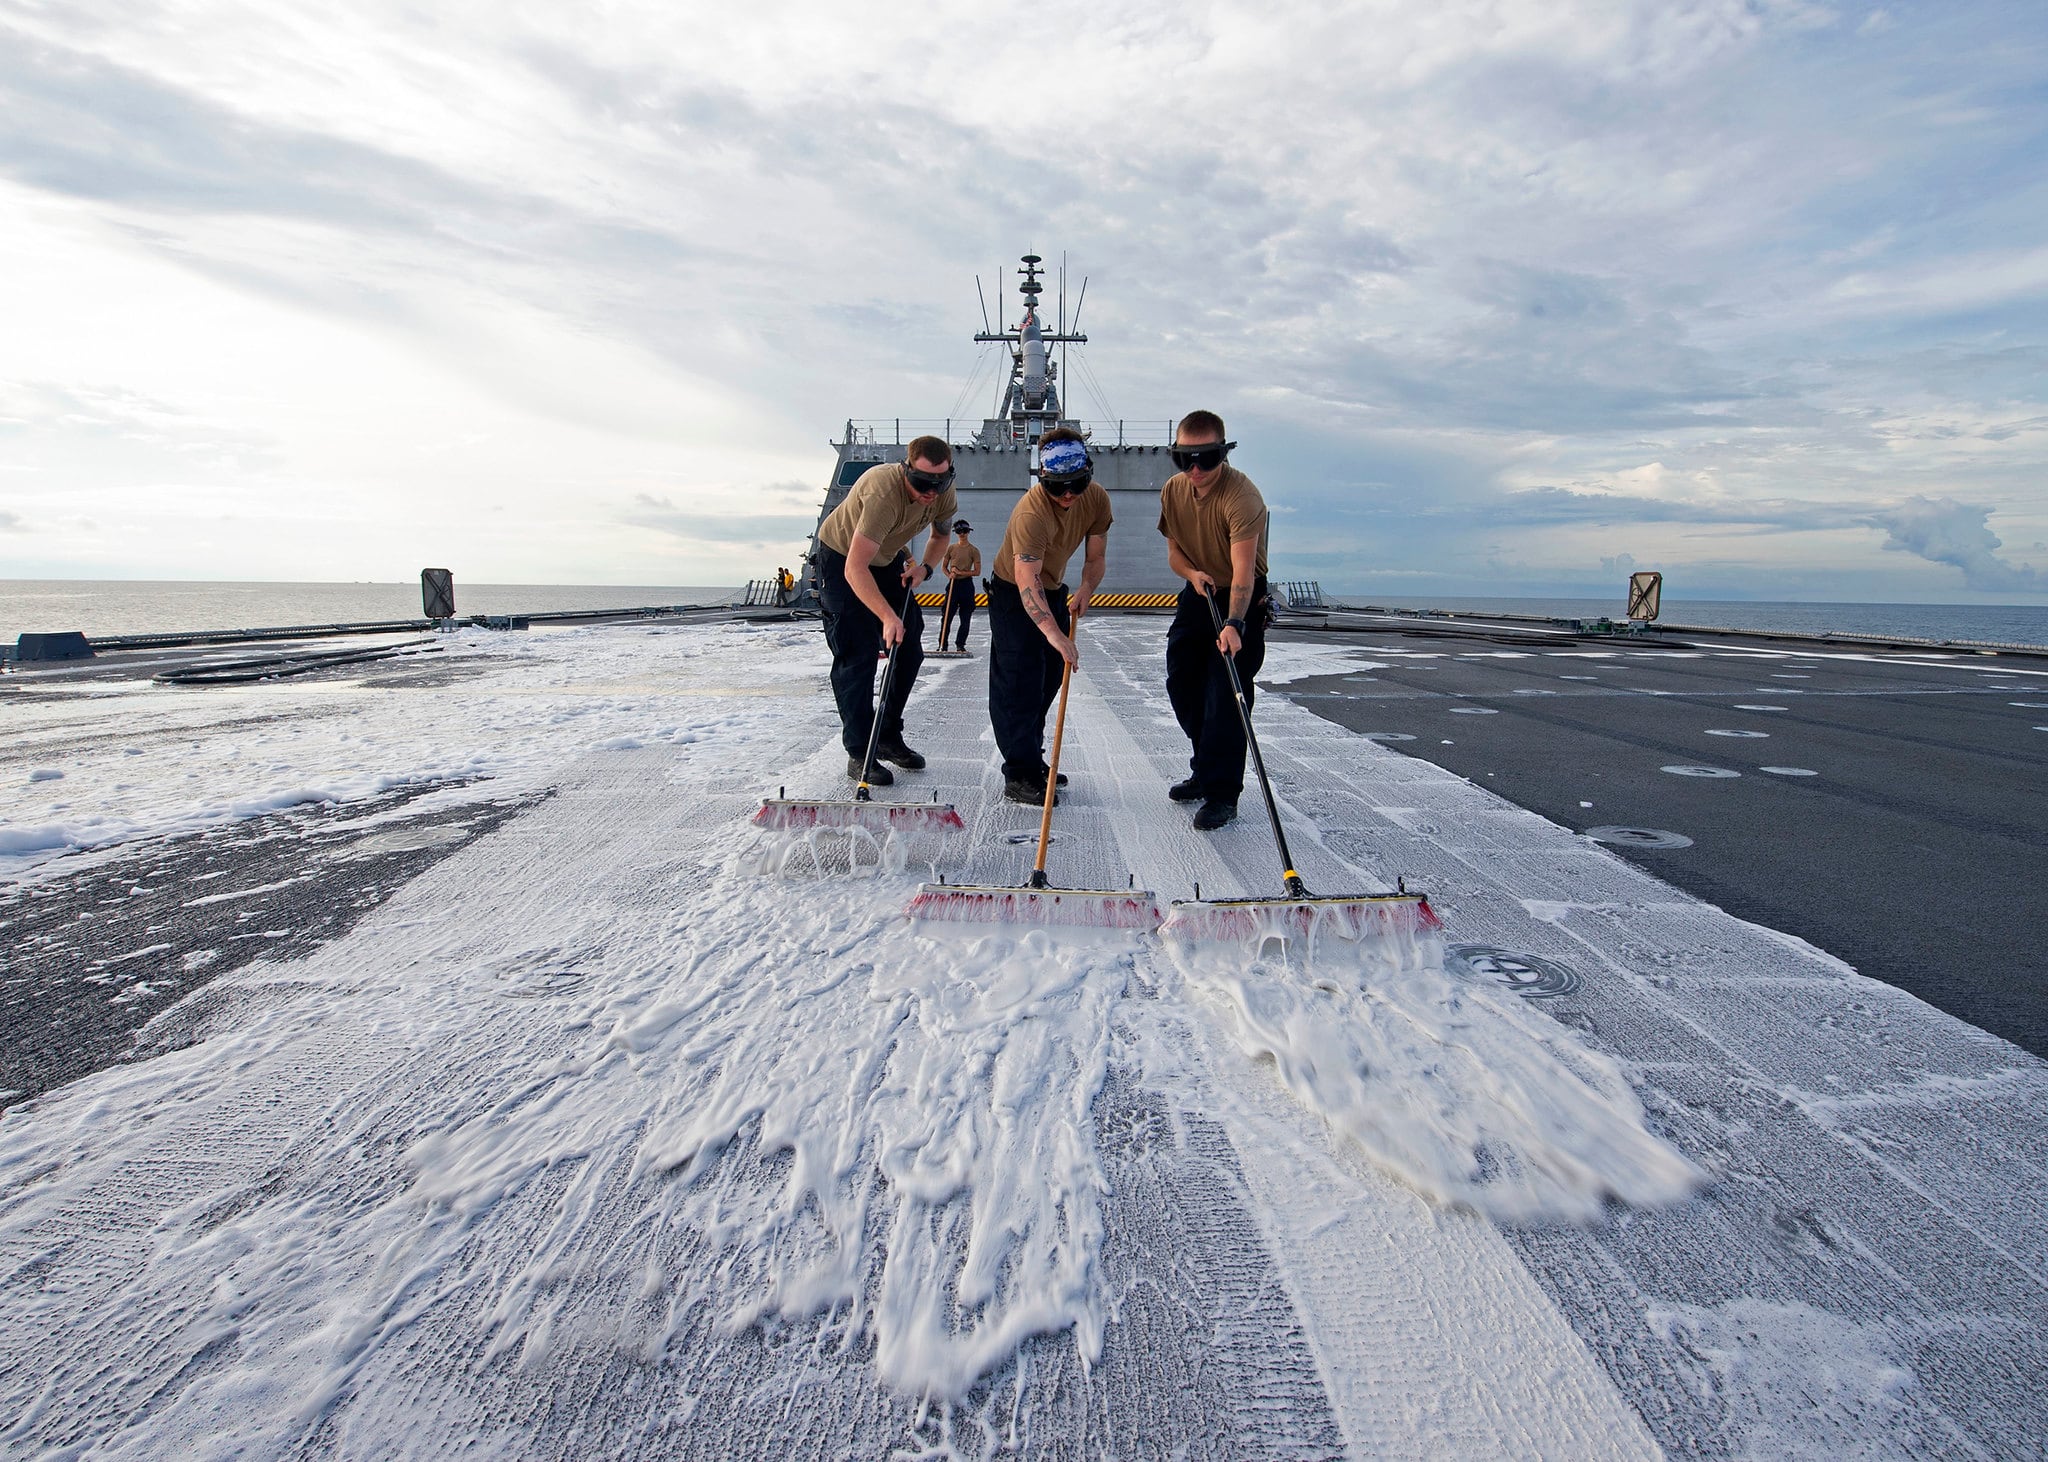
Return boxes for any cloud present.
[621,491,816,548]
[1864,496,2043,592]
[0,2,2043,595]
[0,508,26,532]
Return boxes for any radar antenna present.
[973,251,1088,443]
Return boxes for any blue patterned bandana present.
[1038,438,1091,479]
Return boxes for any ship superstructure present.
[790,254,1181,608]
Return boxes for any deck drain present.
[1447,945,1583,1000]
[1661,765,1740,778]
[1362,731,1416,742]
[1003,831,1058,845]
[1705,728,1769,738]
[1586,826,1693,849]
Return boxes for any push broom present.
[907,610,1161,928]
[1158,590,1439,947]
[755,579,964,834]
[928,576,969,660]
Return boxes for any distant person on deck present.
[812,437,958,783]
[941,519,981,652]
[987,428,1111,805]
[1157,410,1269,831]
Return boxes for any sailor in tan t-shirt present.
[939,519,981,652]
[1156,409,1270,830]
[812,435,958,781]
[986,427,1112,803]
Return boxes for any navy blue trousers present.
[987,577,1071,779]
[1164,578,1268,801]
[818,548,924,756]
[941,576,977,649]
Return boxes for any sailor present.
[941,519,980,652]
[813,436,958,783]
[1157,410,1269,830]
[987,427,1111,804]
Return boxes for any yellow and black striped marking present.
[913,591,1179,609]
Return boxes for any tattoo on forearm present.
[1229,582,1252,622]
[1017,561,1059,637]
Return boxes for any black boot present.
[1169,777,1204,802]
[875,736,925,770]
[1193,798,1237,831]
[849,756,894,785]
[1004,774,1057,806]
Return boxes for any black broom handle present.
[1205,587,1309,899]
[855,566,918,802]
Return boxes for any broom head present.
[906,882,1163,930]
[753,797,965,833]
[1161,890,1440,947]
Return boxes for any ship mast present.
[973,253,1087,445]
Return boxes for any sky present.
[0,0,2043,602]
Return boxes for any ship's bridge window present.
[837,460,884,486]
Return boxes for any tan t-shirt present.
[1157,465,1269,585]
[993,483,1113,590]
[944,541,982,577]
[816,464,959,565]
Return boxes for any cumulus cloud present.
[1864,496,2044,592]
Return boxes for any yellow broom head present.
[906,883,1163,930]
[753,798,965,832]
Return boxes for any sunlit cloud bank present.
[0,0,2042,599]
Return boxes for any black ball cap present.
[953,520,971,531]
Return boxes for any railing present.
[1273,580,1325,610]
[840,419,1179,447]
[740,579,792,608]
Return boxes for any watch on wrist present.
[1225,616,1246,633]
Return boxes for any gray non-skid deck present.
[0,619,2041,1458]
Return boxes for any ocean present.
[2,580,2044,650]
[0,581,740,642]
[1332,595,2048,649]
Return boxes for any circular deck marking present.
[1705,728,1769,738]
[1735,704,1787,712]
[1760,766,1818,776]
[1662,765,1741,778]
[1447,945,1583,1000]
[1361,731,1416,741]
[1449,706,1499,714]
[1586,826,1693,849]
[1003,831,1059,845]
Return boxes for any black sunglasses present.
[1169,441,1234,472]
[1041,475,1089,497]
[905,464,955,494]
